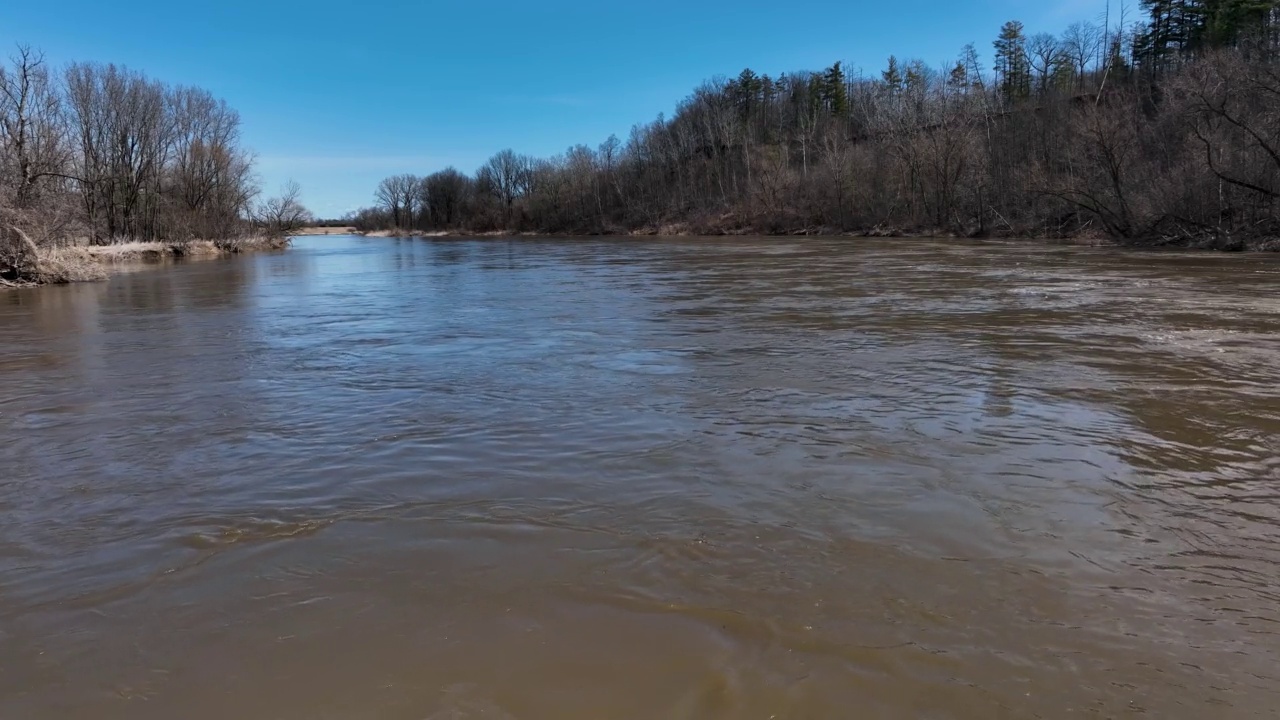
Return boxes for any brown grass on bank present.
[31,251,109,284]
[1,229,291,287]
[291,226,357,236]
[213,235,292,253]
[44,235,285,261]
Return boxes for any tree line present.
[1,46,311,255]
[353,1,1280,249]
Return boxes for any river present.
[2,235,1278,718]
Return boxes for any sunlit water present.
[2,235,1279,718]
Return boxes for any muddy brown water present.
[1,236,1279,719]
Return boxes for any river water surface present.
[2,236,1279,718]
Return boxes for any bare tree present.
[1062,22,1103,89]
[1029,34,1063,97]
[167,87,255,238]
[478,149,531,208]
[420,167,472,228]
[0,43,260,272]
[344,13,1280,249]
[257,180,312,235]
[1176,49,1280,237]
[65,63,172,242]
[0,46,70,209]
[374,174,418,228]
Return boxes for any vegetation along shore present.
[349,4,1280,251]
[0,48,312,286]
[6,1,1280,291]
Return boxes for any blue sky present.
[2,0,1105,218]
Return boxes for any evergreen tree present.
[760,73,776,105]
[1050,51,1077,90]
[994,21,1031,102]
[1107,34,1132,77]
[733,68,762,118]
[1136,0,1280,65]
[948,61,969,91]
[1138,0,1198,69]
[882,55,904,92]
[822,62,849,115]
[1199,0,1280,47]
[904,60,928,93]
[959,43,986,90]
[806,74,824,117]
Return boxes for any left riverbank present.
[1,228,291,288]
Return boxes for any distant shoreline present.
[355,225,1063,240]
[346,226,1280,251]
[291,226,358,236]
[351,226,1135,249]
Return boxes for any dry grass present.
[31,250,109,283]
[292,226,357,235]
[5,235,292,286]
[213,234,292,253]
[175,239,221,256]
[62,241,174,263]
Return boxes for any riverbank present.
[357,225,1034,240]
[292,226,358,236]
[0,231,291,288]
[355,223,1279,251]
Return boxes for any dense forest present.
[352,1,1280,249]
[0,48,310,281]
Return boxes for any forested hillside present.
[354,1,1280,249]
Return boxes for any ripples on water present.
[1,236,1279,718]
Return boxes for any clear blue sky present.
[1,0,1104,218]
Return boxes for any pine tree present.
[1138,0,1197,69]
[882,56,904,92]
[821,62,849,115]
[1136,0,1279,63]
[959,43,986,90]
[733,68,762,118]
[759,73,776,112]
[994,21,1031,102]
[948,61,969,91]
[1199,0,1280,47]
[1050,51,1076,90]
[904,60,928,93]
[1107,34,1131,76]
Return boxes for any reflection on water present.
[1,236,1279,718]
